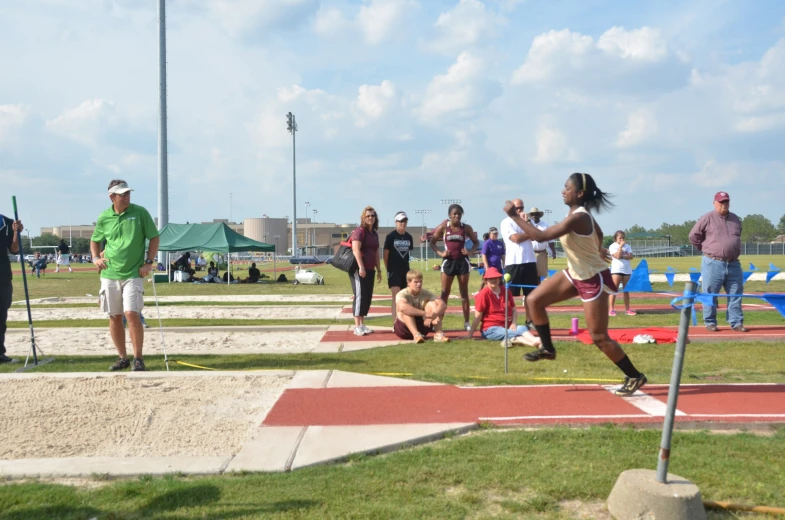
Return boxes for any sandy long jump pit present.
[0,372,291,478]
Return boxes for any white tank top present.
[560,207,609,280]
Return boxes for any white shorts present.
[99,278,144,316]
[57,254,71,265]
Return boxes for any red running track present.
[263,383,785,427]
[343,303,776,314]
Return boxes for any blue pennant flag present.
[749,263,757,271]
[763,294,785,319]
[624,259,653,292]
[689,272,701,283]
[664,272,676,287]
[766,264,781,284]
[743,271,754,283]
[547,269,557,278]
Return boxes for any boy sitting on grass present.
[393,269,450,344]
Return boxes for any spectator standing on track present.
[608,230,636,316]
[501,172,647,396]
[55,239,73,273]
[528,207,557,279]
[501,198,539,330]
[393,269,450,344]
[465,267,541,347]
[350,206,381,336]
[688,191,746,332]
[383,211,414,321]
[1,214,23,364]
[430,204,479,331]
[90,179,159,372]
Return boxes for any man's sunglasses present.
[514,206,524,211]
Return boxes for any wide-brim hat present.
[483,267,504,279]
[528,207,544,216]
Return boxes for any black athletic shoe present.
[615,374,648,396]
[110,358,130,371]
[523,348,556,362]
[132,358,147,372]
[0,354,14,364]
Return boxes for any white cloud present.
[357,0,419,45]
[355,80,397,125]
[429,0,507,53]
[597,26,668,61]
[692,160,740,187]
[534,123,578,163]
[208,0,320,38]
[511,26,674,87]
[418,52,502,121]
[45,99,116,146]
[0,104,28,142]
[616,108,658,148]
[313,0,419,44]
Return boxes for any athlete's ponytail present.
[568,172,614,213]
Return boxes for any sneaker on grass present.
[110,358,130,371]
[132,358,147,372]
[360,324,374,334]
[413,333,425,344]
[432,333,450,343]
[615,374,647,396]
[353,326,366,337]
[523,348,557,362]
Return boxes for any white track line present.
[603,386,685,417]
[479,414,653,421]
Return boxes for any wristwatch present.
[145,259,154,265]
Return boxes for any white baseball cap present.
[395,211,408,222]
[108,181,133,195]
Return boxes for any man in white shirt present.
[501,198,539,329]
[528,207,557,279]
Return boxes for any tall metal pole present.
[304,201,310,253]
[287,112,298,256]
[656,281,696,483]
[312,209,317,252]
[157,0,169,230]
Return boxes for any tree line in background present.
[619,213,785,246]
[19,213,785,255]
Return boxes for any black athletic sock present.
[615,355,642,379]
[533,323,555,353]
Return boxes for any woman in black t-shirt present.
[383,211,414,321]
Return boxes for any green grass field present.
[2,255,784,518]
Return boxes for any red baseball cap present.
[483,267,504,279]
[714,191,730,202]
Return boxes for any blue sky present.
[2,0,784,238]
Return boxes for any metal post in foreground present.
[157,0,169,230]
[656,281,697,483]
[503,282,509,373]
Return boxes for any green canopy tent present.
[158,222,274,284]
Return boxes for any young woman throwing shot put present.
[502,173,647,396]
[430,204,479,331]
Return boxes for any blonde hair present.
[360,206,378,232]
[406,269,423,282]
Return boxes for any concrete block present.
[607,469,706,520]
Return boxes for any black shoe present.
[732,325,748,332]
[110,358,130,371]
[523,348,556,362]
[705,324,719,332]
[132,358,147,372]
[615,374,648,396]
[0,354,14,363]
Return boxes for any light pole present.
[287,112,298,258]
[414,209,431,267]
[311,209,318,253]
[304,201,310,254]
[274,234,281,279]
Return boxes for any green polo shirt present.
[91,203,159,280]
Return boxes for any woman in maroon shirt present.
[350,206,382,336]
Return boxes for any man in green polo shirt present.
[90,179,159,372]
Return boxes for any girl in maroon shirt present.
[350,205,381,336]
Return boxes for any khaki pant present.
[99,278,144,316]
[535,250,549,278]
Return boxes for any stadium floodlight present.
[287,112,298,257]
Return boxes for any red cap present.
[483,267,504,279]
[714,191,730,202]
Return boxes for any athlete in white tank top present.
[500,173,647,397]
